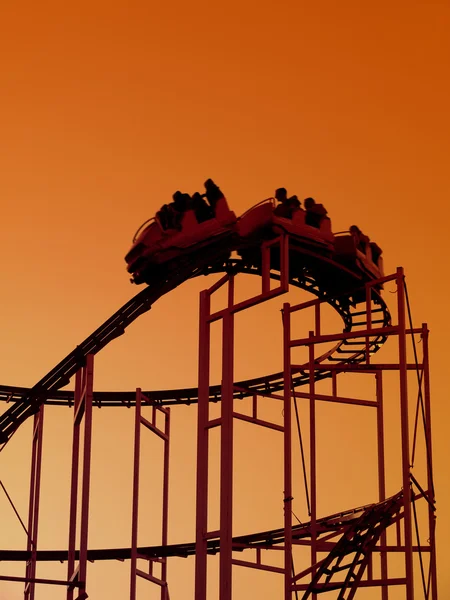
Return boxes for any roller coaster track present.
[0,235,409,599]
[0,492,404,564]
[0,240,390,444]
[301,492,405,597]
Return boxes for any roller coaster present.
[0,181,438,599]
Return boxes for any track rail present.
[0,492,403,563]
[1,233,435,600]
[0,244,390,444]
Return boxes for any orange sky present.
[1,1,449,598]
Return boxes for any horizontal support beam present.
[233,412,284,432]
[208,286,286,323]
[136,569,165,586]
[232,558,284,574]
[139,392,170,415]
[292,363,422,372]
[291,326,397,346]
[0,574,81,587]
[294,390,377,408]
[140,416,168,441]
[292,578,407,591]
[291,326,422,347]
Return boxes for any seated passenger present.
[304,197,327,228]
[370,242,383,266]
[274,188,301,218]
[192,192,214,223]
[169,191,191,230]
[156,204,171,230]
[288,194,301,211]
[204,179,223,212]
[350,225,370,253]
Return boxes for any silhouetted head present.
[192,192,203,205]
[204,179,215,190]
[173,191,189,211]
[350,225,361,235]
[304,197,315,209]
[275,188,288,203]
[204,179,222,204]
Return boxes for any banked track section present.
[0,492,404,563]
[0,243,391,444]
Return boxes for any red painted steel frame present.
[14,361,94,597]
[195,236,289,600]
[422,325,438,600]
[67,355,94,600]
[24,404,44,600]
[3,247,437,600]
[282,268,438,598]
[130,388,170,600]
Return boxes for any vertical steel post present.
[67,370,81,600]
[283,303,292,600]
[67,356,94,600]
[422,324,438,600]
[365,283,372,364]
[396,267,414,599]
[219,276,235,600]
[195,290,211,600]
[24,404,44,600]
[130,389,142,600]
[161,407,171,600]
[376,372,388,600]
[308,331,317,600]
[78,355,93,599]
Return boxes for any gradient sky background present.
[1,1,449,598]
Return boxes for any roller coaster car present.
[237,199,335,253]
[125,194,237,284]
[334,235,384,283]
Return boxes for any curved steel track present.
[0,243,390,439]
[0,492,404,563]
[0,237,396,596]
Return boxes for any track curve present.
[0,241,391,444]
[0,492,404,563]
[0,233,415,598]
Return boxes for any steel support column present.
[195,236,289,600]
[67,355,94,600]
[130,389,142,600]
[308,330,317,600]
[130,389,171,600]
[376,371,389,600]
[195,290,211,600]
[396,267,414,599]
[422,324,438,600]
[220,277,235,600]
[24,404,45,600]
[282,303,293,600]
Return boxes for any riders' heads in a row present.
[171,179,221,212]
[275,188,316,210]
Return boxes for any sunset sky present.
[1,1,449,598]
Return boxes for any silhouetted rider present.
[204,179,223,213]
[192,192,214,223]
[350,225,370,254]
[274,188,301,218]
[156,204,171,230]
[304,197,327,228]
